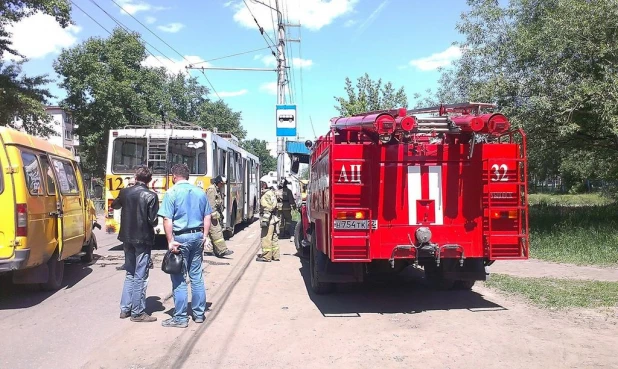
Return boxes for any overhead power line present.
[107,0,221,100]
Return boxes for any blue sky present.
[6,0,470,146]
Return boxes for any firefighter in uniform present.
[279,178,295,237]
[204,175,233,258]
[256,182,279,262]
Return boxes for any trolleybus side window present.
[212,142,218,176]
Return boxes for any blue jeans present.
[120,243,151,317]
[170,232,206,323]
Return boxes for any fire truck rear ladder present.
[483,130,530,259]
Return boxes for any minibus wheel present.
[40,251,64,291]
[81,234,96,263]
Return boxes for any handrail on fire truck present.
[407,102,497,116]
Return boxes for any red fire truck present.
[301,102,529,294]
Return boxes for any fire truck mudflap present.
[305,103,529,294]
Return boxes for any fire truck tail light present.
[491,210,518,219]
[335,211,365,220]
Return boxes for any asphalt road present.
[1,220,616,369]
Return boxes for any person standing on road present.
[112,167,159,323]
[279,178,295,238]
[204,175,234,258]
[257,182,280,262]
[159,163,212,328]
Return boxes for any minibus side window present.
[38,155,56,195]
[52,158,79,195]
[21,151,43,196]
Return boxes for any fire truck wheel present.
[294,222,307,257]
[453,280,475,290]
[310,233,335,294]
[424,264,455,290]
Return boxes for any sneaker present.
[120,311,130,319]
[162,318,188,328]
[215,250,234,258]
[194,316,205,323]
[130,313,157,322]
[256,256,271,262]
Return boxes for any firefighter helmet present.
[213,175,227,185]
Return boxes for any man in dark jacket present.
[112,166,159,322]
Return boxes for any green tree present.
[0,0,72,137]
[54,27,246,176]
[429,0,618,189]
[334,73,408,116]
[241,138,276,175]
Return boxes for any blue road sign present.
[276,104,297,137]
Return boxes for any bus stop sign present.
[276,104,297,137]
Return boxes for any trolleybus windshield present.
[112,138,207,175]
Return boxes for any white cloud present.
[145,16,157,24]
[117,0,167,16]
[231,0,358,32]
[142,55,210,75]
[6,12,81,60]
[344,19,357,27]
[212,89,249,98]
[157,23,185,33]
[409,46,462,71]
[255,54,312,69]
[223,1,234,7]
[259,82,278,95]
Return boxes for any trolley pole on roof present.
[186,0,300,183]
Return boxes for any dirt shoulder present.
[490,259,618,282]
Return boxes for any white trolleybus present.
[104,122,260,239]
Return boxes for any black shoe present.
[256,256,271,262]
[215,250,234,258]
[120,311,130,319]
[116,264,126,271]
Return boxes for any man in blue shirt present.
[158,163,212,328]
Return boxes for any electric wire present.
[109,0,220,99]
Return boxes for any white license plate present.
[334,220,377,230]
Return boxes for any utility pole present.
[274,0,287,183]
[186,0,300,183]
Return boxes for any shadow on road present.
[298,258,506,316]
[107,218,257,252]
[0,260,93,310]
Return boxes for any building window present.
[65,130,73,140]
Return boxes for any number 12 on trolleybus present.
[104,124,260,239]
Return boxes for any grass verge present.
[528,193,613,206]
[528,195,618,266]
[485,274,618,309]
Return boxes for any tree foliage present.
[0,0,72,137]
[54,27,246,176]
[430,0,618,190]
[241,138,276,175]
[334,73,408,116]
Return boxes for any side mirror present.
[291,156,300,174]
[304,140,313,149]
